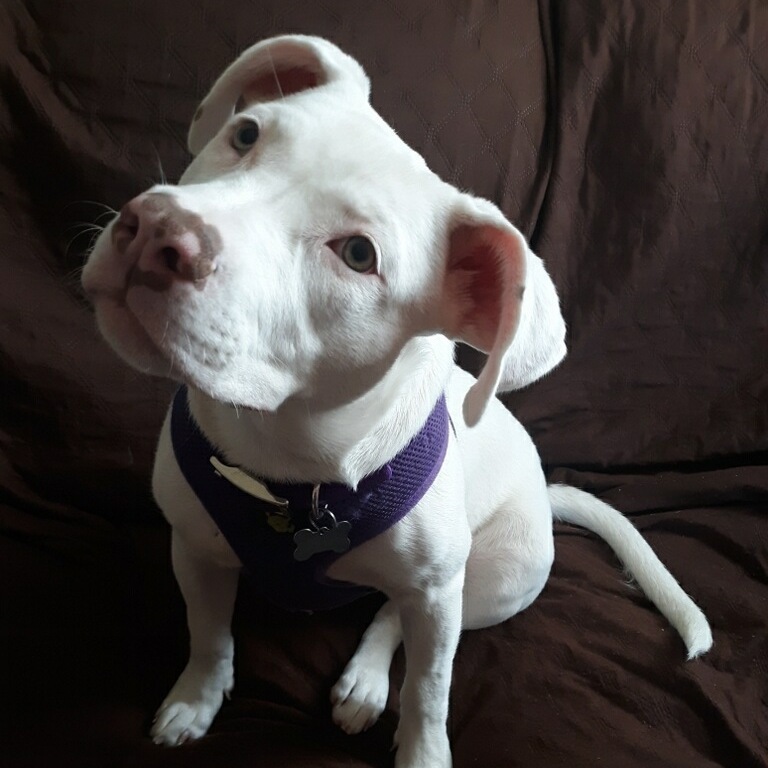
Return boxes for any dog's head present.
[82,35,565,426]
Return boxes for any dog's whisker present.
[87,228,104,253]
[63,218,108,262]
[63,264,85,283]
[267,50,285,101]
[167,349,176,378]
[64,229,99,260]
[65,200,118,215]
[154,147,168,185]
[95,209,118,223]
[64,221,105,237]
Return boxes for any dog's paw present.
[150,660,234,746]
[330,661,389,734]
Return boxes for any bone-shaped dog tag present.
[293,520,351,561]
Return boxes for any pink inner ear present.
[445,224,525,352]
[241,65,322,105]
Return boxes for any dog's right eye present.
[340,236,378,273]
[231,120,260,153]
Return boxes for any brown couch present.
[2,1,766,766]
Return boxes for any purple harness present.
[170,387,450,612]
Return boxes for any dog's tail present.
[547,483,713,659]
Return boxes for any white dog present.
[82,35,712,768]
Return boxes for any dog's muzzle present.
[112,192,223,291]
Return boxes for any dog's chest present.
[171,387,450,612]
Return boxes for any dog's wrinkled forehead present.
[186,93,435,203]
[174,34,452,282]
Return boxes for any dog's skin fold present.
[82,35,712,768]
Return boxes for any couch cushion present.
[506,0,768,471]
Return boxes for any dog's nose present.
[115,193,218,287]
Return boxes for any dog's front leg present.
[394,571,464,768]
[151,531,240,746]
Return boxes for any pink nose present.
[113,193,220,287]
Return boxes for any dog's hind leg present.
[460,501,554,630]
[331,600,402,734]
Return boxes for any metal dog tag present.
[293,484,352,561]
[293,518,352,561]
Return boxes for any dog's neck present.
[186,335,455,487]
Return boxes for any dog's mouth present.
[91,285,252,406]
[92,293,178,377]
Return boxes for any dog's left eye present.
[231,120,260,153]
[340,236,377,273]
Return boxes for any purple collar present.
[170,387,450,612]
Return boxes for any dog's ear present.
[188,35,371,156]
[496,245,567,393]
[439,197,566,427]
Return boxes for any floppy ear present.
[496,247,566,393]
[440,199,566,427]
[188,35,371,156]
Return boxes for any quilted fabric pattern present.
[507,0,768,472]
